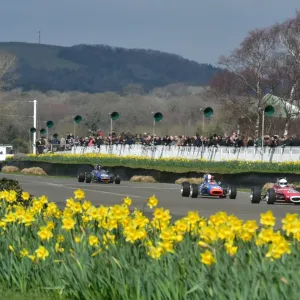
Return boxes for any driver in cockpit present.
[94,164,102,171]
[277,178,288,188]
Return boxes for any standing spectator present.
[88,136,95,146]
[60,135,66,150]
[193,135,202,147]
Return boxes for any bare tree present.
[274,11,300,134]
[279,11,300,66]
[266,50,300,135]
[0,52,17,91]
[217,27,279,139]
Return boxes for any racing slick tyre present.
[85,173,92,183]
[250,187,261,203]
[78,172,85,183]
[190,184,199,198]
[181,182,190,197]
[228,186,237,199]
[115,175,121,184]
[266,188,276,204]
[295,188,300,204]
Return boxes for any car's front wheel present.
[181,182,190,197]
[266,188,276,204]
[85,173,92,183]
[250,187,261,203]
[190,184,199,198]
[228,186,237,199]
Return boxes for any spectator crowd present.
[34,130,300,154]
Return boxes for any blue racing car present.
[78,165,121,184]
[181,174,237,199]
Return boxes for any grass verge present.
[10,154,300,174]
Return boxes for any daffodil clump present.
[16,153,300,173]
[0,188,300,299]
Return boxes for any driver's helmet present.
[205,174,213,182]
[278,178,288,188]
[95,164,101,170]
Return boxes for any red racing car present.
[250,177,300,205]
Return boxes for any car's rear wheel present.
[250,187,261,203]
[228,186,237,199]
[85,173,92,183]
[294,188,300,204]
[115,175,121,184]
[190,184,199,198]
[78,172,85,182]
[181,182,190,197]
[266,188,276,204]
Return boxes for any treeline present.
[3,83,300,154]
[0,84,220,146]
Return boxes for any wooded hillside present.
[0,42,220,93]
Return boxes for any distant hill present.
[0,42,221,93]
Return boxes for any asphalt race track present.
[2,174,300,226]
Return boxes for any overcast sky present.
[1,0,299,65]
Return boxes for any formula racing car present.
[181,174,237,199]
[250,177,300,205]
[77,165,121,184]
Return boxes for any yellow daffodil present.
[201,250,216,265]
[260,211,276,227]
[35,246,49,260]
[62,218,76,231]
[21,192,30,201]
[123,197,132,206]
[89,235,99,247]
[147,195,158,209]
[74,189,85,200]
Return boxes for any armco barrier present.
[54,145,300,162]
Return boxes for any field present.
[0,176,299,299]
[14,153,300,174]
